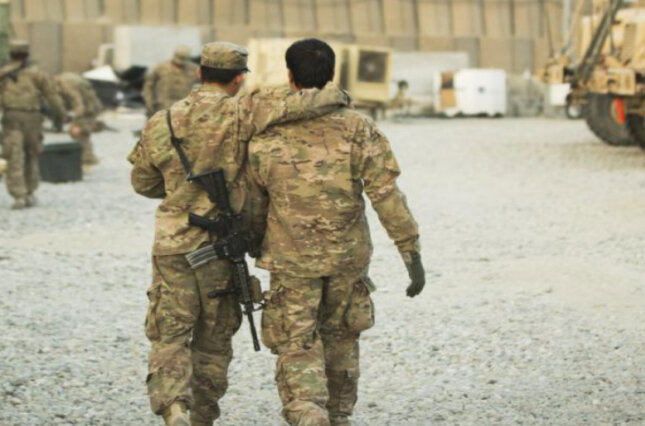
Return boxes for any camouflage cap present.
[9,40,29,55]
[200,42,249,71]
[173,45,191,62]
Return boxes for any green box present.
[39,141,83,183]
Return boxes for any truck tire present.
[626,114,645,149]
[584,94,636,146]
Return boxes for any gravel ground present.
[1,114,644,426]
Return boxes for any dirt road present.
[1,116,643,425]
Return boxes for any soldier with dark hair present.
[248,38,426,426]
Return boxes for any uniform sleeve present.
[236,82,350,140]
[35,72,66,123]
[62,82,86,117]
[127,136,166,199]
[244,146,269,246]
[86,84,103,115]
[357,122,420,254]
[142,68,158,112]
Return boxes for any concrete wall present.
[7,0,567,73]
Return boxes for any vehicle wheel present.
[625,114,645,149]
[583,94,636,146]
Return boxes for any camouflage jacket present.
[247,108,420,277]
[128,83,350,256]
[0,60,65,121]
[55,73,103,118]
[142,61,199,114]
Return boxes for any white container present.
[113,26,203,70]
[548,83,571,107]
[436,69,507,117]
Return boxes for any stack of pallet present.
[7,0,566,74]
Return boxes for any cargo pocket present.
[1,130,19,159]
[213,288,243,338]
[344,276,375,333]
[261,287,285,353]
[144,282,162,341]
[328,368,360,415]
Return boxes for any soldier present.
[247,39,426,426]
[54,73,103,165]
[142,45,199,118]
[128,41,349,426]
[0,40,66,209]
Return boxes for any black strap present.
[166,109,193,178]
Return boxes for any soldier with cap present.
[247,38,426,426]
[0,40,66,209]
[54,73,103,165]
[142,45,199,118]
[128,41,350,426]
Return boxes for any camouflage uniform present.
[142,46,199,118]
[0,41,65,208]
[55,73,103,165]
[128,42,349,425]
[248,108,420,426]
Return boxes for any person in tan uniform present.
[0,40,66,209]
[54,73,103,165]
[128,41,350,426]
[142,46,198,118]
[247,39,426,426]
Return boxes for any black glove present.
[403,251,425,298]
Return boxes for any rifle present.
[165,110,263,351]
[0,60,30,83]
[185,169,262,351]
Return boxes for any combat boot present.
[162,402,190,426]
[330,415,351,426]
[83,154,99,166]
[26,195,37,207]
[189,411,215,426]
[297,408,331,426]
[11,197,27,210]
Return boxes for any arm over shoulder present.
[236,82,350,140]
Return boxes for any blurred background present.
[0,0,579,118]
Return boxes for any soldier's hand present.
[402,251,425,298]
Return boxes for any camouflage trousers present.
[261,271,375,426]
[145,255,241,424]
[0,110,43,199]
[71,116,98,165]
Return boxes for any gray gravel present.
[1,114,644,425]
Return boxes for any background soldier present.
[142,45,198,117]
[128,41,349,426]
[54,73,103,165]
[247,39,426,426]
[0,40,65,209]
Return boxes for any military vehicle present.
[540,0,645,148]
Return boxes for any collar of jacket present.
[198,84,230,96]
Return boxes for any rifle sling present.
[165,109,193,178]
